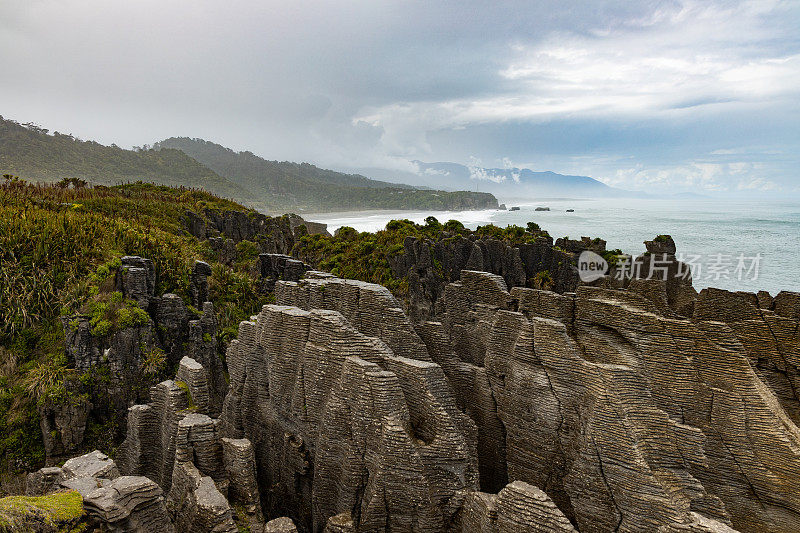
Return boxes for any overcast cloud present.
[1,0,798,193]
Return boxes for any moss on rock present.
[0,490,85,532]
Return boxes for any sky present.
[1,0,799,194]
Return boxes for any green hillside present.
[157,137,411,191]
[0,117,498,213]
[0,117,250,202]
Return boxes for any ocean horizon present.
[307,197,800,296]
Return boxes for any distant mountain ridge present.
[356,161,643,199]
[413,161,643,198]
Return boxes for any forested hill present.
[155,137,498,212]
[0,116,249,202]
[156,137,412,191]
[0,116,498,213]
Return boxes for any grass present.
[175,380,197,411]
[0,490,84,532]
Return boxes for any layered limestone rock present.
[631,235,698,316]
[168,460,237,533]
[259,253,310,293]
[693,287,800,426]
[118,379,191,490]
[435,269,800,532]
[118,358,255,532]
[220,301,479,531]
[383,233,576,322]
[460,480,576,532]
[119,255,155,309]
[36,248,800,532]
[176,356,212,416]
[25,466,65,496]
[83,475,175,532]
[191,260,212,307]
[416,270,516,492]
[265,516,300,532]
[222,437,263,523]
[185,208,297,253]
[275,275,433,362]
[26,450,174,532]
[62,450,120,481]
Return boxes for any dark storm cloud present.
[1,0,798,193]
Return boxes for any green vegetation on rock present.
[0,179,270,472]
[292,217,551,296]
[0,490,84,532]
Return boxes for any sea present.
[306,197,800,296]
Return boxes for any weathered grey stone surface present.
[322,512,356,532]
[155,293,190,363]
[118,380,191,490]
[51,255,223,465]
[275,276,433,362]
[25,467,65,496]
[118,256,155,309]
[60,475,109,499]
[259,253,311,293]
[37,396,92,461]
[264,516,299,532]
[364,232,576,323]
[694,287,800,426]
[167,460,237,533]
[191,260,212,308]
[39,242,800,532]
[185,208,298,254]
[177,356,211,415]
[435,269,800,532]
[630,235,698,316]
[287,213,330,237]
[220,299,478,531]
[460,481,577,532]
[83,475,175,532]
[62,450,120,480]
[222,437,263,522]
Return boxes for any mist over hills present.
[360,161,644,199]
[151,137,496,212]
[0,116,497,213]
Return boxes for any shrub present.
[443,219,465,232]
[532,270,554,291]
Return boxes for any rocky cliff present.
[23,239,800,532]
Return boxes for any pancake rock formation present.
[24,239,800,533]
